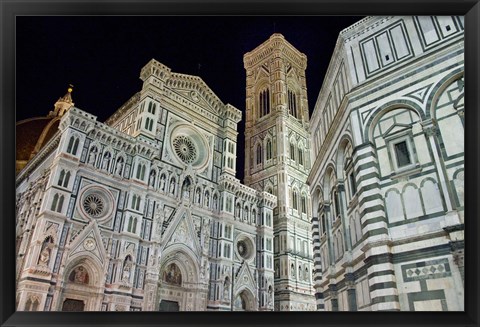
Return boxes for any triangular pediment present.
[234,261,257,294]
[255,66,270,83]
[167,73,224,115]
[67,220,108,265]
[162,208,201,256]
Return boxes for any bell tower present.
[243,34,315,311]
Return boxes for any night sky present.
[16,16,363,182]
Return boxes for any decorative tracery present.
[173,135,197,164]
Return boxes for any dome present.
[16,86,74,174]
[16,117,61,174]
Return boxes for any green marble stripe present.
[371,295,399,305]
[369,281,397,293]
[361,216,388,229]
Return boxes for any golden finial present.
[67,84,74,93]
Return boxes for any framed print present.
[1,1,479,327]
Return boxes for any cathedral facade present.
[15,59,277,311]
[308,16,465,311]
[15,16,465,312]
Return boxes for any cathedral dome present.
[16,86,74,174]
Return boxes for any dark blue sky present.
[16,16,363,182]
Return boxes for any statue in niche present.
[200,256,210,281]
[169,179,176,194]
[122,264,131,283]
[204,193,210,207]
[38,247,50,266]
[201,219,210,249]
[149,171,156,187]
[267,286,273,306]
[88,148,97,165]
[159,174,166,191]
[223,278,231,301]
[183,187,190,200]
[116,160,124,176]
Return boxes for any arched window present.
[301,195,307,214]
[136,163,146,180]
[51,194,64,212]
[51,194,58,211]
[333,191,340,219]
[132,218,138,233]
[266,139,272,160]
[290,142,296,161]
[66,136,79,155]
[292,190,298,210]
[256,143,262,165]
[127,216,133,232]
[57,170,66,186]
[321,214,327,235]
[258,88,271,118]
[63,171,71,187]
[131,194,141,211]
[144,118,150,130]
[298,147,304,166]
[288,89,298,119]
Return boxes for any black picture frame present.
[1,1,478,327]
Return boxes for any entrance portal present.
[61,299,85,312]
[159,300,180,312]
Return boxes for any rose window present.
[173,135,197,164]
[236,236,255,260]
[237,241,247,257]
[83,194,105,217]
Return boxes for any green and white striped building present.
[307,16,465,311]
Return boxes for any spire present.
[49,84,75,117]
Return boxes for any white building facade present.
[15,60,277,311]
[308,16,465,311]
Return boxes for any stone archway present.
[233,288,256,311]
[156,249,204,311]
[57,258,104,311]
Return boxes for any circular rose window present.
[79,185,114,221]
[83,194,105,217]
[235,236,255,261]
[169,124,210,169]
[173,135,197,164]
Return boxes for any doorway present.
[61,299,85,311]
[159,300,180,311]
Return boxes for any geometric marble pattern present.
[402,258,451,282]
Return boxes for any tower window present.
[298,148,304,166]
[288,89,298,119]
[256,143,262,165]
[266,139,272,160]
[292,190,298,210]
[290,142,296,161]
[258,88,270,118]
